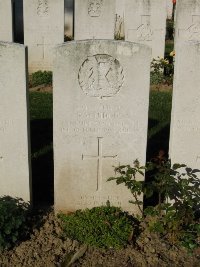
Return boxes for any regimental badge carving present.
[37,0,49,17]
[78,54,124,98]
[186,23,200,41]
[137,15,153,41]
[88,0,103,17]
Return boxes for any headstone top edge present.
[0,41,26,50]
[55,40,152,51]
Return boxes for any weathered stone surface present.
[175,0,200,47]
[54,40,151,214]
[125,0,167,59]
[169,41,200,169]
[23,0,64,72]
[0,0,13,41]
[0,42,31,202]
[74,0,115,40]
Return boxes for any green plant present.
[150,57,174,85]
[30,71,52,87]
[0,196,29,250]
[107,160,145,215]
[59,204,136,249]
[107,159,200,249]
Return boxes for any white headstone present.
[169,41,200,169]
[166,0,173,19]
[74,0,116,40]
[175,0,200,47]
[23,0,64,72]
[54,40,151,214]
[0,0,13,41]
[0,42,31,202]
[125,0,167,59]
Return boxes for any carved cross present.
[178,15,200,41]
[127,15,164,42]
[82,137,117,191]
[37,37,52,59]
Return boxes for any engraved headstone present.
[169,41,200,169]
[175,0,200,48]
[0,42,31,201]
[0,0,13,41]
[54,40,151,213]
[23,0,64,72]
[125,0,167,59]
[74,0,115,40]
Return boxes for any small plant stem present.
[133,192,143,215]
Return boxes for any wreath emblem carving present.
[78,54,124,98]
[88,0,103,17]
[37,0,49,17]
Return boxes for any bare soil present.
[0,210,199,267]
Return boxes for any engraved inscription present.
[88,0,103,17]
[76,195,121,206]
[137,15,153,41]
[78,54,124,98]
[37,0,49,17]
[82,137,117,191]
[60,104,139,136]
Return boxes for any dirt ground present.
[0,210,199,267]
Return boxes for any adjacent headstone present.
[167,0,173,19]
[175,0,200,47]
[0,42,31,202]
[54,40,151,213]
[0,0,13,41]
[125,0,167,59]
[169,41,200,169]
[74,0,116,40]
[23,0,64,72]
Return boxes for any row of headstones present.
[1,37,200,213]
[0,0,169,73]
[1,0,200,213]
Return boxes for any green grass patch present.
[30,71,52,87]
[165,41,174,56]
[59,205,136,249]
[148,91,172,139]
[29,92,53,120]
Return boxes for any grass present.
[29,90,172,205]
[165,41,174,57]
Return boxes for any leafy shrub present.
[108,159,200,250]
[59,205,136,249]
[0,196,29,250]
[30,71,52,87]
[150,57,174,85]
